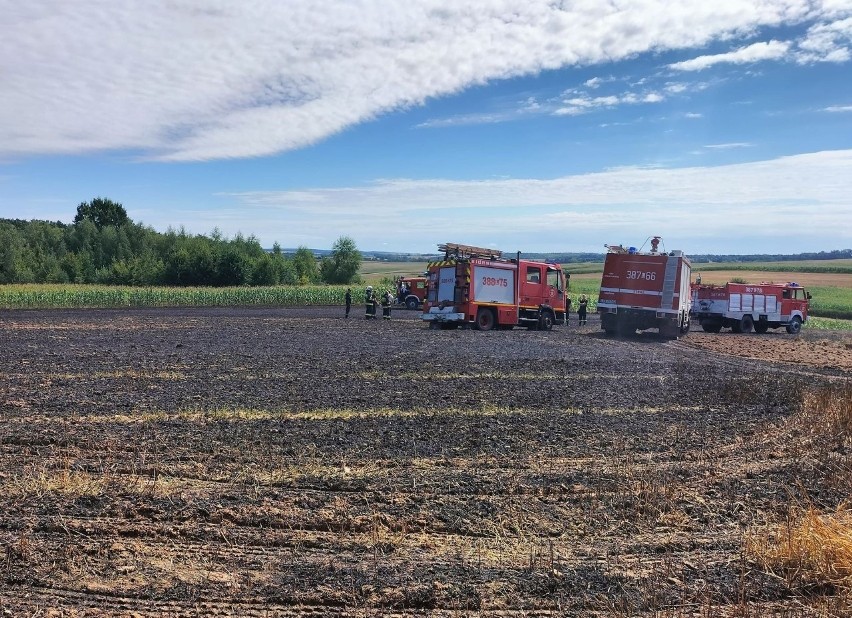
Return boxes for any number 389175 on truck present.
[421,243,569,331]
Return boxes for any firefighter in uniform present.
[577,294,588,326]
[365,286,377,319]
[381,289,393,320]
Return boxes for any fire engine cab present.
[421,243,569,331]
[691,282,811,334]
[395,276,427,309]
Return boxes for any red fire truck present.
[596,237,692,338]
[691,282,811,334]
[421,243,569,330]
[394,276,427,309]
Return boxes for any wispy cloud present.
[669,15,852,71]
[1,1,849,161]
[416,97,542,128]
[555,91,665,116]
[703,142,753,149]
[584,76,616,89]
[669,40,792,71]
[824,104,852,112]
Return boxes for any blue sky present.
[2,1,851,254]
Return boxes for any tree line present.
[0,198,361,286]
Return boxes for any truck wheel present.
[701,322,722,333]
[538,312,554,331]
[617,320,634,337]
[740,315,754,334]
[754,319,769,334]
[731,320,742,333]
[405,296,419,310]
[474,308,495,331]
[786,316,802,334]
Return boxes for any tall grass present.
[746,383,852,595]
[0,284,351,309]
[807,317,852,331]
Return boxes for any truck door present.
[521,265,542,306]
[546,267,565,310]
[437,267,456,303]
[789,287,809,319]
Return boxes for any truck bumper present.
[421,309,466,323]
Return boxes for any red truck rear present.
[597,237,692,338]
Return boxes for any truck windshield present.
[547,268,561,290]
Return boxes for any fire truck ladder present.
[661,255,678,309]
[438,243,503,261]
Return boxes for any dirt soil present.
[678,327,852,372]
[1,307,850,617]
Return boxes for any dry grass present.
[746,382,852,598]
[799,382,852,448]
[747,504,852,591]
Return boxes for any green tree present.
[74,197,130,230]
[251,254,279,286]
[216,246,250,286]
[320,236,362,284]
[292,246,319,284]
[0,222,24,283]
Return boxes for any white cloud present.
[204,150,852,252]
[685,112,703,118]
[795,17,852,63]
[824,104,852,111]
[1,0,847,161]
[669,40,792,71]
[555,90,664,115]
[584,76,616,89]
[703,142,754,149]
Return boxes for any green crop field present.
[807,316,852,331]
[695,258,852,274]
[806,286,852,320]
[2,258,850,324]
[360,261,428,282]
[0,284,351,310]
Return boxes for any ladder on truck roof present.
[438,243,503,260]
[661,255,679,309]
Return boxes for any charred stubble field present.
[1,307,850,617]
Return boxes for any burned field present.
[1,307,850,616]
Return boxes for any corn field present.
[0,284,351,309]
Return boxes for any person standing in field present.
[565,296,572,327]
[381,289,393,320]
[365,286,377,319]
[344,288,352,319]
[577,294,588,326]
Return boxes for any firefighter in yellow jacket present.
[381,289,393,320]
